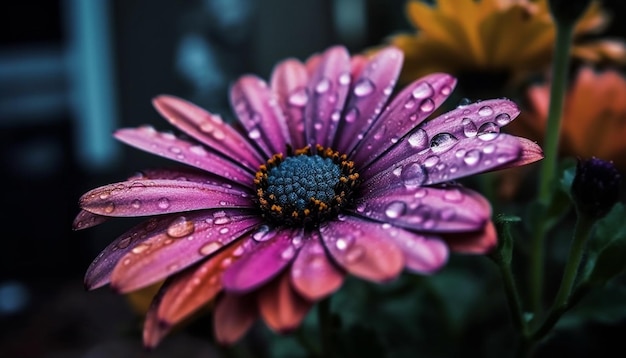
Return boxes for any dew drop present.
[345,107,359,123]
[132,243,151,254]
[478,106,494,116]
[248,128,261,140]
[288,87,309,107]
[495,113,512,126]
[252,225,272,242]
[214,215,232,225]
[199,241,223,256]
[315,78,331,93]
[99,192,110,200]
[281,245,296,260]
[443,188,464,202]
[117,237,132,249]
[483,143,496,154]
[419,98,435,113]
[408,129,428,149]
[345,245,365,263]
[412,82,434,99]
[462,118,478,137]
[440,207,456,220]
[441,85,452,95]
[219,227,230,234]
[463,150,481,166]
[385,201,407,219]
[458,98,472,107]
[167,216,195,238]
[335,235,354,250]
[478,122,500,141]
[356,202,367,213]
[353,78,375,97]
[104,202,115,214]
[430,132,458,154]
[338,72,351,85]
[157,197,170,210]
[404,99,416,109]
[400,162,426,188]
[373,125,386,140]
[423,155,440,168]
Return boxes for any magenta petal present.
[380,225,449,274]
[355,185,491,232]
[114,127,253,186]
[221,227,300,293]
[490,137,544,170]
[320,216,404,282]
[270,59,309,149]
[79,179,253,217]
[363,133,526,188]
[334,47,404,154]
[231,75,291,156]
[110,210,261,293]
[152,95,264,170]
[290,233,344,301]
[350,73,456,166]
[73,209,109,230]
[303,46,351,147]
[364,98,520,177]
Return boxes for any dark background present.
[0,1,625,357]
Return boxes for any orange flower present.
[389,0,626,85]
[512,66,626,169]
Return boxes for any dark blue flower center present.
[266,155,341,211]
[255,145,359,227]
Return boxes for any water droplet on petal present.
[419,98,435,113]
[345,107,359,123]
[373,125,386,140]
[356,202,367,213]
[248,127,261,140]
[408,129,428,149]
[495,113,512,126]
[338,72,351,85]
[335,235,354,250]
[315,78,331,93]
[167,216,195,238]
[345,245,365,263]
[385,201,407,218]
[483,143,496,154]
[412,82,434,99]
[104,202,115,214]
[443,188,464,202]
[464,150,481,165]
[441,85,452,95]
[157,197,170,210]
[288,87,309,107]
[252,225,272,242]
[430,133,458,153]
[117,237,132,249]
[462,118,478,137]
[132,243,151,254]
[400,162,426,188]
[478,106,494,116]
[404,99,416,109]
[478,122,500,141]
[199,241,223,256]
[424,155,440,168]
[281,245,296,260]
[353,78,375,97]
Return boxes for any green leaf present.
[556,283,626,330]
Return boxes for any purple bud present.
[571,157,621,219]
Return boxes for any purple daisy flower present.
[74,45,543,345]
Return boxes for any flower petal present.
[142,242,245,348]
[304,46,351,147]
[270,58,309,149]
[290,234,344,301]
[258,271,312,333]
[364,98,521,177]
[355,185,491,232]
[152,95,265,170]
[213,293,258,345]
[320,217,404,282]
[221,228,300,293]
[114,127,254,186]
[109,210,260,293]
[334,47,404,153]
[351,73,456,166]
[490,137,543,170]
[72,209,109,230]
[79,179,253,217]
[231,75,290,157]
[363,133,527,188]
[441,220,497,254]
[388,227,449,274]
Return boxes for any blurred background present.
[0,0,625,357]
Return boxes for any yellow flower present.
[389,0,626,85]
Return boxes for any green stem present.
[529,18,575,318]
[318,297,333,358]
[531,212,595,341]
[492,253,528,337]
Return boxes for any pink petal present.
[320,217,404,282]
[363,133,527,188]
[109,210,261,292]
[230,75,290,156]
[152,95,264,170]
[221,228,300,293]
[114,127,253,186]
[142,242,245,348]
[490,137,544,170]
[72,209,109,230]
[213,293,258,345]
[363,99,520,177]
[270,59,309,149]
[258,271,312,333]
[441,220,497,254]
[334,47,404,154]
[380,225,449,274]
[290,234,344,301]
[303,46,351,147]
[350,73,456,166]
[79,179,253,217]
[355,185,491,232]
